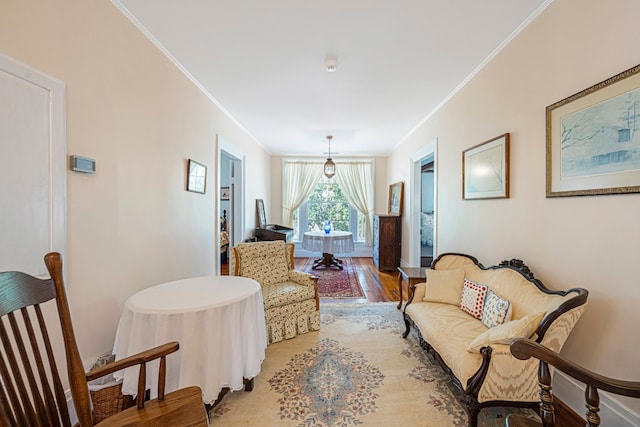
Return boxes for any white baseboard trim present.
[554,372,640,426]
[67,390,78,425]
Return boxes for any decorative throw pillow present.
[466,312,545,353]
[422,268,466,305]
[459,279,488,319]
[481,290,513,328]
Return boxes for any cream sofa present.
[403,253,588,427]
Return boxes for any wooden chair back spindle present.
[1,253,209,427]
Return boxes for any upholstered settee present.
[402,253,588,427]
[230,240,320,344]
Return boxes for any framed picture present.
[462,133,510,200]
[546,63,640,197]
[187,159,207,194]
[387,182,404,215]
[256,199,267,228]
[220,187,230,200]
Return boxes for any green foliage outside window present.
[307,179,350,232]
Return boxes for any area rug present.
[301,258,365,298]
[209,303,538,426]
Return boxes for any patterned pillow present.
[459,279,488,319]
[481,290,512,328]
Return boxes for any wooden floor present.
[221,257,401,304]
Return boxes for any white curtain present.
[282,161,324,227]
[334,162,374,246]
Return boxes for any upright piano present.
[255,199,294,242]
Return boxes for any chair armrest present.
[511,339,640,397]
[289,270,319,310]
[86,341,180,408]
[289,270,317,286]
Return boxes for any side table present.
[397,266,427,309]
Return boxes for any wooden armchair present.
[0,252,209,426]
[506,338,640,427]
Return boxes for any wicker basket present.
[89,382,134,423]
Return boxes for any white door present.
[0,54,66,275]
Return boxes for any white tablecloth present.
[302,230,355,254]
[112,276,266,404]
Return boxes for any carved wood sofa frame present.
[402,253,589,427]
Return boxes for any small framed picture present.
[256,199,267,228]
[220,187,230,200]
[387,181,404,215]
[187,159,207,194]
[462,133,510,200]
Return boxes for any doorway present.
[419,157,434,266]
[216,135,245,274]
[409,139,437,267]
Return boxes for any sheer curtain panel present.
[282,161,323,227]
[334,162,374,245]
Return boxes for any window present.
[293,176,364,242]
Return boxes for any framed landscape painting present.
[462,133,510,200]
[546,63,640,197]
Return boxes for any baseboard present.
[66,389,78,425]
[554,371,640,427]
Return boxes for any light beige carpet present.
[209,303,537,426]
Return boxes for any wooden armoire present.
[372,214,401,271]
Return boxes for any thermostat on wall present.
[70,155,96,174]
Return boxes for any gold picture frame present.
[546,63,640,197]
[462,133,510,200]
[187,159,207,194]
[387,182,404,215]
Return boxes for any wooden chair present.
[0,252,209,426]
[506,338,640,427]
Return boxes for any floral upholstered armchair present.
[230,240,320,344]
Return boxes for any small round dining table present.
[112,275,267,405]
[301,230,355,269]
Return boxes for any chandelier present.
[323,135,336,179]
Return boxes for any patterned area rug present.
[301,258,365,298]
[209,303,537,426]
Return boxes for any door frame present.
[408,138,437,267]
[216,135,245,274]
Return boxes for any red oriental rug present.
[301,258,365,298]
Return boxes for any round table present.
[302,230,355,269]
[112,276,266,405]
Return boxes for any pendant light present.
[323,135,336,179]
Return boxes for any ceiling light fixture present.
[325,56,337,73]
[323,135,336,178]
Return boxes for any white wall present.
[388,0,640,420]
[0,0,270,375]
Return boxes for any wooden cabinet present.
[373,214,401,271]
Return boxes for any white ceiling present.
[113,0,548,156]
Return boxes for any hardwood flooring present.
[221,257,401,304]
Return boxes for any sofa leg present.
[464,401,480,427]
[402,315,411,338]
